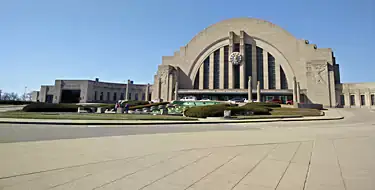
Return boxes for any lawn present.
[0,111,198,121]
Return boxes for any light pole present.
[24,86,27,101]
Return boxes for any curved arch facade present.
[152,18,340,107]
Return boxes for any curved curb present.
[0,116,344,125]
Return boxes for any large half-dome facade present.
[152,18,341,107]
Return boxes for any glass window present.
[107,92,110,101]
[245,44,252,88]
[256,46,263,89]
[100,92,103,101]
[135,93,138,100]
[194,72,199,89]
[234,43,240,52]
[371,94,375,105]
[120,93,124,100]
[280,67,288,89]
[113,92,117,101]
[224,46,229,89]
[203,57,210,89]
[350,95,355,106]
[268,53,276,89]
[142,93,145,100]
[128,93,131,100]
[361,95,365,105]
[94,91,97,100]
[340,95,345,105]
[213,50,220,89]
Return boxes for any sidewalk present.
[0,109,344,125]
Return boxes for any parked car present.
[286,100,293,105]
[267,98,282,104]
[180,96,197,101]
[228,97,246,104]
[200,98,211,101]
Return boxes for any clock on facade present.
[229,52,243,65]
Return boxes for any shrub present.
[129,102,169,110]
[23,103,79,112]
[244,102,281,108]
[184,104,230,118]
[0,100,33,105]
[184,104,271,118]
[120,100,149,107]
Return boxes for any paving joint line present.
[92,151,189,190]
[184,153,241,190]
[46,173,93,190]
[302,140,315,190]
[138,152,213,190]
[274,142,303,190]
[332,140,348,190]
[230,144,279,190]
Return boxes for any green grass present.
[0,111,198,121]
[270,108,322,116]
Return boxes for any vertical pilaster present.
[297,82,301,103]
[356,90,361,107]
[275,63,281,89]
[209,53,214,89]
[145,83,149,101]
[219,47,225,89]
[199,64,204,89]
[293,77,297,103]
[256,81,261,102]
[174,81,179,101]
[366,89,371,107]
[344,90,351,108]
[168,74,173,101]
[251,42,257,88]
[263,50,269,89]
[125,79,130,100]
[248,76,252,101]
[239,31,246,89]
[344,91,351,108]
[228,31,234,89]
[157,78,161,100]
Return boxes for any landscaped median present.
[0,100,342,125]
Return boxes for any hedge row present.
[244,102,281,108]
[129,102,169,110]
[0,100,33,105]
[184,104,270,118]
[23,103,79,112]
[120,100,149,107]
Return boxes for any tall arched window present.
[268,53,276,89]
[213,50,220,89]
[280,67,288,89]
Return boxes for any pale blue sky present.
[0,0,374,94]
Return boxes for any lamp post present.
[24,86,27,101]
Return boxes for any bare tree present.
[1,92,21,101]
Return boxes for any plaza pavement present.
[0,108,374,190]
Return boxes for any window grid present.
[256,47,263,89]
[224,46,229,89]
[203,57,210,89]
[360,95,365,106]
[350,95,355,106]
[268,53,276,89]
[371,94,375,105]
[245,44,252,89]
[280,67,288,89]
[213,50,220,89]
[340,95,345,106]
